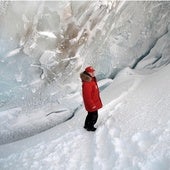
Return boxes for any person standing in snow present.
[80,66,103,131]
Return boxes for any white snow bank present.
[0,104,71,145]
[0,64,170,170]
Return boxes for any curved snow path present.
[1,116,169,170]
[0,67,170,170]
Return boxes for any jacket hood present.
[80,71,92,82]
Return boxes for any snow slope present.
[0,64,170,170]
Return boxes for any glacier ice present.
[0,1,170,111]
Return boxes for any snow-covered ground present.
[0,1,170,170]
[0,64,169,170]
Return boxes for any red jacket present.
[80,72,103,112]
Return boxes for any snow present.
[5,48,22,58]
[0,64,170,170]
[0,1,170,170]
[38,31,57,39]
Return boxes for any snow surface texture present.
[0,1,170,170]
[0,63,170,170]
[0,1,170,142]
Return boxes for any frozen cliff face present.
[0,1,170,110]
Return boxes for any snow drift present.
[0,1,170,170]
[0,62,170,170]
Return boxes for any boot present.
[86,127,96,131]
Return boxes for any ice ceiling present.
[0,1,170,110]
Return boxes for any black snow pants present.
[84,111,98,129]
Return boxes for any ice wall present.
[0,1,170,110]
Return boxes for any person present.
[80,66,103,131]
